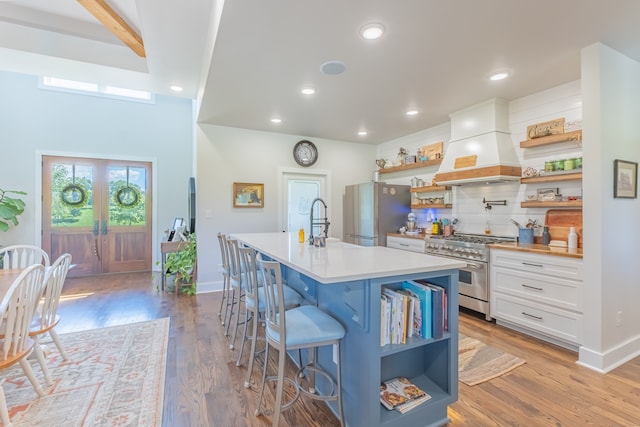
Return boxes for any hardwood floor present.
[55,272,640,427]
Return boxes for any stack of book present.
[380,376,432,414]
[380,280,447,346]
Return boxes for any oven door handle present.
[464,262,484,269]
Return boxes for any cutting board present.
[545,209,583,248]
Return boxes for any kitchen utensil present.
[510,218,521,228]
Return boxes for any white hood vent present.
[435,98,521,185]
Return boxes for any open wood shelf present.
[521,172,582,184]
[410,185,451,193]
[378,158,442,174]
[519,130,582,148]
[520,200,583,208]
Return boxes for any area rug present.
[458,334,526,386]
[2,318,169,426]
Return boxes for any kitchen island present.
[231,232,465,427]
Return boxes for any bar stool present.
[216,233,231,325]
[255,259,345,427]
[235,247,303,388]
[224,238,244,345]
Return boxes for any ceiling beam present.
[77,0,145,57]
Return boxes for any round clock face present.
[293,140,318,167]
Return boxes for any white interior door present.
[278,169,328,236]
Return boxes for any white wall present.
[195,124,376,292]
[580,43,640,372]
[0,71,194,269]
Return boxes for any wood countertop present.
[489,242,583,259]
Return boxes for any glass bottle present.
[298,226,305,243]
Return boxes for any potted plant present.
[163,233,197,295]
[0,188,26,232]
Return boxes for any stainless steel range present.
[424,233,516,320]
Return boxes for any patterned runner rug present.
[3,318,169,426]
[458,333,526,386]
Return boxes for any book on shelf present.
[400,281,432,339]
[382,287,409,344]
[417,280,447,339]
[380,294,390,346]
[380,376,432,413]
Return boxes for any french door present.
[42,156,152,277]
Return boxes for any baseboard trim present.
[194,280,223,294]
[578,335,640,373]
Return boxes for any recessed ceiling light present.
[358,130,368,136]
[489,71,509,81]
[271,118,282,124]
[170,85,183,92]
[405,109,419,116]
[301,87,316,95]
[361,23,385,40]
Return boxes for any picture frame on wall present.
[614,159,638,199]
[233,182,264,208]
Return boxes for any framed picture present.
[614,159,638,199]
[233,182,264,208]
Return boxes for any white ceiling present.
[2,0,640,144]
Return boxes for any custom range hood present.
[434,98,521,185]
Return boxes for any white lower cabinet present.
[386,235,426,253]
[490,249,583,349]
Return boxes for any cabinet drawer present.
[492,293,582,345]
[491,249,583,281]
[492,266,582,312]
[387,236,425,253]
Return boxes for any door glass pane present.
[108,166,147,226]
[51,163,94,228]
[287,179,320,235]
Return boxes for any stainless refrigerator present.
[343,182,411,247]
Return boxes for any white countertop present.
[230,232,465,284]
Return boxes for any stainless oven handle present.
[465,262,484,269]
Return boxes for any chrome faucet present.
[309,197,330,244]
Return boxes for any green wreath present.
[60,184,88,208]
[114,185,142,209]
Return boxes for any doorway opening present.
[278,169,331,237]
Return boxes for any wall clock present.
[293,140,318,167]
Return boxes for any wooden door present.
[42,156,152,276]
